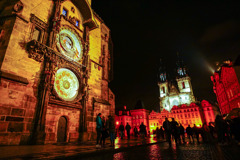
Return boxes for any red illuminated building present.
[211,60,240,115]
[130,100,150,132]
[116,100,218,134]
[149,100,218,132]
[115,100,150,135]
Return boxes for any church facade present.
[0,0,115,145]
[158,57,195,111]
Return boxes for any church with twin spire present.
[158,54,196,111]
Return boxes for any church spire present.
[159,58,167,82]
[176,52,187,78]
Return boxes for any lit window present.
[76,20,79,27]
[62,8,68,16]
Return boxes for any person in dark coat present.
[208,122,215,138]
[156,127,160,139]
[134,126,138,137]
[171,118,179,144]
[193,124,200,143]
[186,125,194,143]
[159,126,165,139]
[125,123,131,140]
[96,113,102,148]
[139,122,147,139]
[215,115,227,144]
[119,123,125,139]
[179,124,186,143]
[106,115,115,147]
[163,118,172,146]
[100,116,108,147]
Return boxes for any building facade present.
[115,101,150,135]
[149,100,218,132]
[116,100,218,134]
[158,56,195,112]
[211,60,240,115]
[0,0,115,145]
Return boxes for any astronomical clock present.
[56,27,83,62]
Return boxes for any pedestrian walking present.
[96,113,102,148]
[134,126,139,137]
[171,118,179,144]
[193,124,200,144]
[208,122,215,138]
[163,118,172,146]
[100,116,108,147]
[159,126,165,139]
[106,115,115,147]
[125,123,131,140]
[215,115,227,144]
[119,123,125,139]
[156,127,160,139]
[179,124,186,143]
[186,125,194,143]
[139,122,147,139]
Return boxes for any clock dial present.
[54,68,79,101]
[56,28,83,62]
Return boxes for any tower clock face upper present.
[56,28,83,62]
[54,68,79,101]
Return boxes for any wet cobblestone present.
[0,138,239,160]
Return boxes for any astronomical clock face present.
[54,68,79,101]
[56,28,83,62]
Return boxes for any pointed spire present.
[176,52,187,78]
[159,58,167,82]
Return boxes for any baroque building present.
[0,0,115,145]
[158,56,195,111]
[211,60,240,115]
[149,100,219,132]
[115,100,150,135]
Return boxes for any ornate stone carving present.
[13,1,24,13]
[30,14,48,29]
[27,40,89,104]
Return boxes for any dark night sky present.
[91,0,240,112]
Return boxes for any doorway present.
[57,116,67,142]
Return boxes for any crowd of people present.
[96,113,240,148]
[96,113,115,148]
[160,115,240,146]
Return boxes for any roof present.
[134,100,145,109]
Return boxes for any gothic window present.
[62,8,68,17]
[182,82,185,89]
[30,14,47,44]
